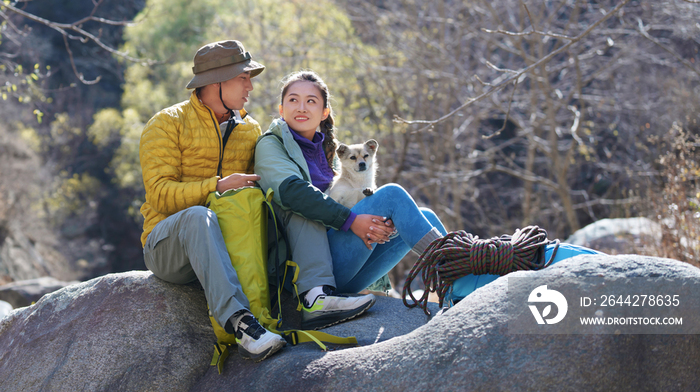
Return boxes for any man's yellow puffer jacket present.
[139,91,262,247]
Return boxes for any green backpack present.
[205,187,357,374]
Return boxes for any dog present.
[327,139,378,208]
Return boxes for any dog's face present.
[336,139,378,172]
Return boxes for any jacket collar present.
[268,118,310,173]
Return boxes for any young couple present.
[139,40,448,362]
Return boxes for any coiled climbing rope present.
[402,225,559,315]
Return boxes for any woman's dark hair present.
[280,71,338,170]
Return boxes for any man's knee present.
[154,264,198,285]
[181,205,219,228]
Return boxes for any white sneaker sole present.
[301,296,376,330]
[237,336,286,362]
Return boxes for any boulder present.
[0,270,436,392]
[0,271,213,391]
[0,276,80,308]
[565,217,661,254]
[195,254,700,391]
[2,255,699,391]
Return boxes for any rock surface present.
[0,272,212,391]
[565,217,660,254]
[2,255,700,391]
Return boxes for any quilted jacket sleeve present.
[139,112,218,215]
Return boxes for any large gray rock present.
[2,255,699,391]
[0,270,436,392]
[195,254,700,391]
[0,272,213,391]
[565,217,661,254]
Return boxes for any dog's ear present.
[365,139,378,154]
[336,143,349,158]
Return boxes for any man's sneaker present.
[301,287,376,330]
[235,314,286,362]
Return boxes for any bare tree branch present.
[0,9,26,39]
[481,26,575,40]
[485,60,519,74]
[637,18,700,78]
[483,78,520,139]
[394,0,633,132]
[1,1,155,83]
[63,35,100,85]
[567,105,584,145]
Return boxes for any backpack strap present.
[211,342,231,375]
[284,329,358,348]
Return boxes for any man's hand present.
[350,214,394,249]
[216,173,261,193]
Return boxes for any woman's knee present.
[374,183,410,201]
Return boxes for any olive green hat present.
[186,40,265,89]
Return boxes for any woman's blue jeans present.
[328,184,447,293]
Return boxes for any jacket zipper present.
[207,110,225,177]
[210,110,248,177]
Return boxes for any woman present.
[255,71,448,321]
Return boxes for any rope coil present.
[402,226,558,315]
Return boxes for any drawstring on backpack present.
[402,225,559,315]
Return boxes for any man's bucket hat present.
[186,40,265,89]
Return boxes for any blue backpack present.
[447,242,601,303]
[401,226,603,314]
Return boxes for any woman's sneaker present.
[234,313,286,362]
[301,286,376,330]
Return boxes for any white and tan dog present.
[327,139,378,208]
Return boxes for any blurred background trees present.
[1,0,698,288]
[1,0,147,282]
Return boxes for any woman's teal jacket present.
[254,118,350,230]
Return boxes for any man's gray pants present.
[143,205,336,328]
[143,206,249,329]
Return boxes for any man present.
[139,40,374,362]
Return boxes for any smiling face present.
[279,80,330,140]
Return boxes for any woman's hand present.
[382,218,397,238]
[350,214,395,249]
[216,173,261,193]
